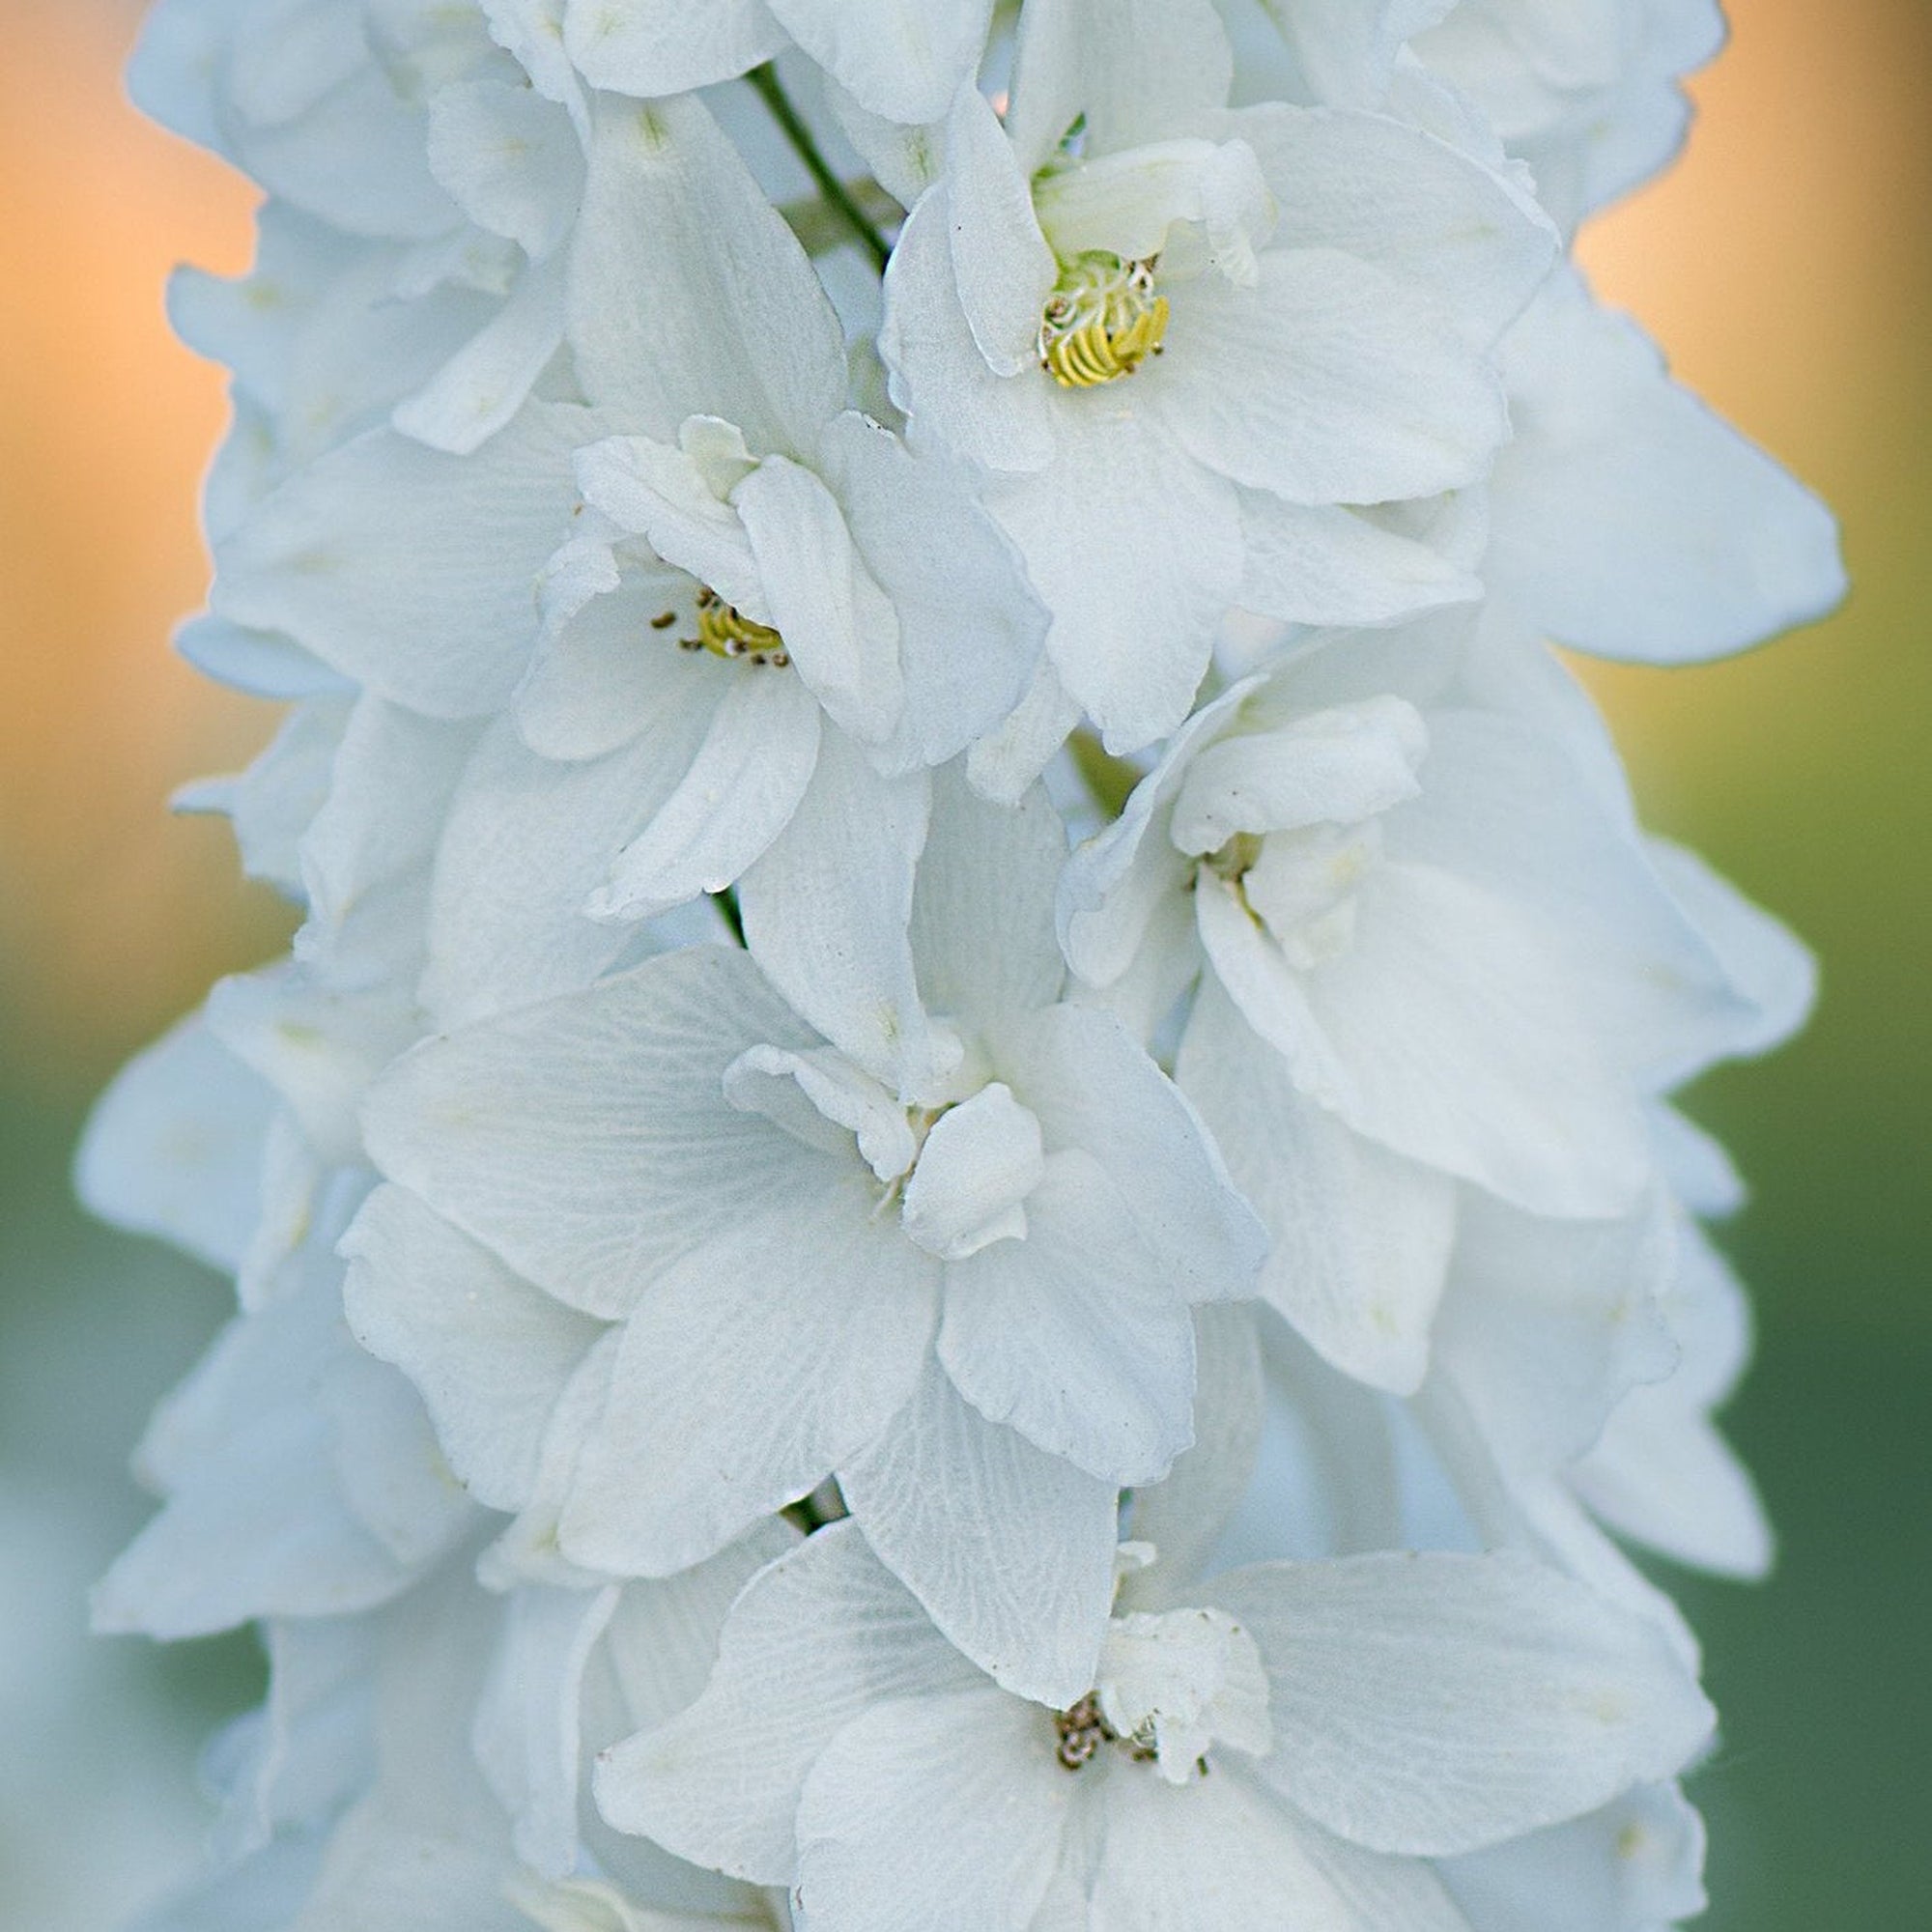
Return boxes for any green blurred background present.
[0,0,1924,1924]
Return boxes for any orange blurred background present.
[0,1,1925,1925]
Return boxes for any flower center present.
[1054,1607,1272,1785]
[658,586,789,667]
[1053,1692,1156,1772]
[1037,253,1169,388]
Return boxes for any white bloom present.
[213,97,1042,1028]
[354,775,1263,1699]
[598,1521,1712,1931]
[882,0,1554,750]
[91,3,1837,1923]
[1061,619,1751,1390]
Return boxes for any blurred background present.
[0,0,1924,1923]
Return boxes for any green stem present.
[1069,728,1145,822]
[748,63,895,273]
[710,888,747,947]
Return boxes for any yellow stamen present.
[1038,254,1169,389]
[679,585,789,667]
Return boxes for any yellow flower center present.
[659,586,789,667]
[1037,253,1169,388]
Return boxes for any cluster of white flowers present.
[84,2,1843,1927]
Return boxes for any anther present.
[672,587,789,667]
[1038,253,1169,388]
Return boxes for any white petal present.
[427,78,582,258]
[1300,862,1652,1215]
[795,1689,1070,1932]
[391,250,568,455]
[940,1148,1199,1484]
[1240,101,1554,348]
[362,947,821,1321]
[841,1354,1118,1705]
[724,1042,918,1179]
[818,412,1047,769]
[734,453,904,744]
[557,1187,937,1573]
[911,762,1067,1032]
[569,94,845,457]
[420,710,706,1028]
[595,1521,978,1885]
[943,84,1060,377]
[1215,1551,1716,1857]
[998,1001,1268,1302]
[573,432,765,615]
[1384,708,1750,1091]
[880,187,1057,473]
[967,656,1084,806]
[563,0,785,99]
[1432,1191,1679,1480]
[740,737,948,1097]
[75,1013,270,1274]
[1491,270,1845,663]
[1168,697,1427,853]
[213,405,595,717]
[1178,983,1455,1394]
[1194,868,1359,1114]
[591,668,824,922]
[1441,1782,1708,1932]
[474,1583,621,1878]
[1647,836,1818,1076]
[1151,249,1507,506]
[1575,1405,1773,1582]
[1006,0,1235,174]
[997,415,1240,752]
[904,1084,1045,1260]
[1237,490,1481,628]
[768,0,994,127]
[514,562,700,760]
[1057,679,1255,991]
[339,1184,604,1514]
[1124,1304,1264,1603]
[1252,0,1458,109]
[1091,1766,1475,1932]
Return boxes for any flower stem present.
[1069,728,1144,821]
[711,888,747,946]
[748,63,895,273]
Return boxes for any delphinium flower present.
[84,1,1841,1928]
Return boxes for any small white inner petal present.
[1095,1607,1273,1787]
[1032,138,1275,288]
[1242,820,1383,969]
[722,1044,917,1181]
[1168,697,1430,857]
[676,412,759,498]
[900,1082,1045,1261]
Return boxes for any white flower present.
[213,96,1043,1029]
[881,0,1554,749]
[597,1521,1713,1932]
[1060,619,1750,1390]
[90,4,1836,1923]
[353,773,1264,1700]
